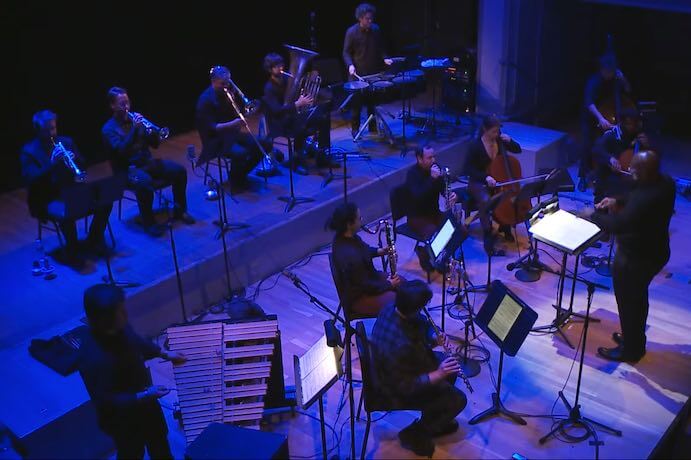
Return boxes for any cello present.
[487,135,532,227]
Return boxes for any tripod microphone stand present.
[539,282,622,458]
[160,196,188,322]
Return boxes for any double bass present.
[487,135,532,227]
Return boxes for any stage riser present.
[128,143,469,338]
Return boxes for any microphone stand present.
[160,195,188,323]
[283,271,344,325]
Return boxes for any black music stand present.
[539,282,622,457]
[278,144,314,213]
[83,174,139,288]
[426,218,467,331]
[469,280,537,426]
[294,335,343,460]
[528,202,604,349]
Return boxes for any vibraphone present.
[166,316,280,444]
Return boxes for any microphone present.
[282,269,300,284]
[506,261,517,271]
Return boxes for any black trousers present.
[612,250,668,356]
[45,200,113,249]
[110,404,172,460]
[351,92,376,133]
[224,131,265,183]
[128,159,187,225]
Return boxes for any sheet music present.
[296,335,338,407]
[488,295,522,342]
[529,209,601,254]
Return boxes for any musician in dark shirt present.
[328,202,400,316]
[195,66,266,188]
[342,3,393,137]
[21,110,112,265]
[78,284,186,459]
[405,145,457,239]
[262,53,336,175]
[463,115,521,254]
[371,280,466,457]
[591,108,649,203]
[578,53,632,191]
[584,151,674,362]
[102,87,193,237]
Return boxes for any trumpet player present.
[327,202,401,316]
[102,87,194,237]
[262,53,337,175]
[21,110,113,266]
[371,280,467,457]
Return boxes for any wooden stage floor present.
[148,172,690,459]
[1,97,689,458]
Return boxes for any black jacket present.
[463,137,521,184]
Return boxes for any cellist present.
[463,115,521,255]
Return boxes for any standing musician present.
[583,151,674,362]
[371,279,467,457]
[102,87,194,238]
[342,3,393,138]
[261,52,337,175]
[328,202,401,316]
[195,66,266,189]
[578,53,633,191]
[463,115,521,254]
[21,110,113,266]
[78,283,187,459]
[592,108,650,204]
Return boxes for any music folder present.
[294,335,342,410]
[529,209,603,255]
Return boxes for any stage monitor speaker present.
[185,423,288,460]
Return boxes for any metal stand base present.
[469,392,527,426]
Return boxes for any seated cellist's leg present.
[469,182,495,254]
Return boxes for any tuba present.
[283,44,320,113]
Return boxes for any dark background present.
[2,0,690,192]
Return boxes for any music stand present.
[469,280,537,426]
[528,202,604,349]
[426,218,467,331]
[83,174,138,288]
[294,334,343,460]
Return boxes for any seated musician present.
[21,110,113,267]
[195,66,266,189]
[592,108,649,204]
[583,151,674,362]
[578,53,633,191]
[78,283,186,459]
[463,115,521,254]
[102,87,194,238]
[328,202,401,316]
[371,279,467,457]
[342,3,393,138]
[261,52,337,175]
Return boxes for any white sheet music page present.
[529,209,601,253]
[488,295,522,342]
[297,335,338,406]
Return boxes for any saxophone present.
[421,306,474,393]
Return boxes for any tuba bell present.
[283,44,320,113]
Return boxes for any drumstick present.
[353,72,365,82]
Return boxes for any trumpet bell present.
[159,127,170,140]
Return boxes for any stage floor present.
[1,95,689,458]
[148,171,691,459]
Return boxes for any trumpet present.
[128,112,170,139]
[421,306,474,393]
[51,139,86,182]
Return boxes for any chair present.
[328,253,379,460]
[389,184,432,282]
[117,178,169,220]
[355,321,417,460]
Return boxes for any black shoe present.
[597,345,644,362]
[144,223,166,237]
[415,246,434,273]
[398,421,434,457]
[86,237,112,258]
[427,420,459,438]
[612,332,623,346]
[499,226,514,242]
[174,211,196,225]
[293,164,308,176]
[577,177,587,192]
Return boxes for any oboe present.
[383,220,397,276]
[421,306,474,393]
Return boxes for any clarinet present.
[382,220,397,276]
[421,306,474,393]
